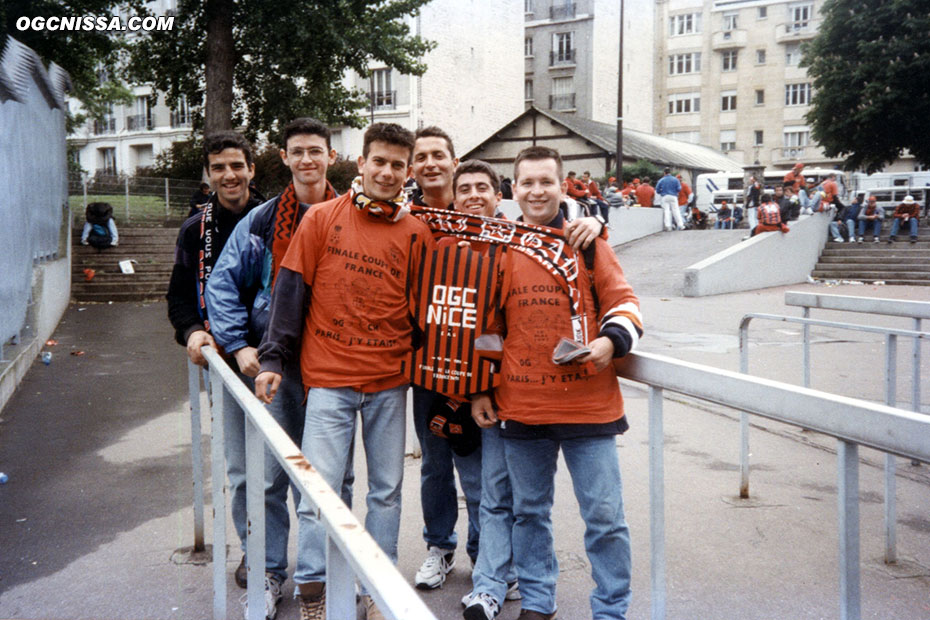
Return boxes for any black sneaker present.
[235,556,248,589]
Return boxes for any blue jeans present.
[858,219,881,238]
[471,423,518,604]
[890,217,918,238]
[294,384,407,587]
[220,364,307,580]
[412,386,482,560]
[504,435,632,620]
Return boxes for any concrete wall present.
[683,211,832,297]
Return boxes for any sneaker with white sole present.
[464,592,501,620]
[295,582,325,620]
[505,580,522,601]
[240,573,284,620]
[415,546,455,590]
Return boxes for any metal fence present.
[0,36,70,349]
[69,172,203,227]
[195,348,437,620]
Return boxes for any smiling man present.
[470,146,642,620]
[204,118,341,619]
[255,123,432,620]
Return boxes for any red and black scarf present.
[351,176,408,222]
[271,181,337,278]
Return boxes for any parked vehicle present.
[696,167,845,212]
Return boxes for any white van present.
[695,167,845,212]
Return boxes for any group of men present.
[168,119,642,620]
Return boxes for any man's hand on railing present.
[186,330,217,367]
[255,371,282,404]
[233,346,261,377]
[471,393,498,428]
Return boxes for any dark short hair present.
[583,171,591,176]
[664,167,671,175]
[761,192,773,202]
[414,126,455,159]
[282,117,331,151]
[567,171,576,177]
[453,159,501,195]
[513,146,563,181]
[199,182,210,191]
[363,122,416,160]
[203,131,253,169]
[643,177,651,184]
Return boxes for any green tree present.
[127,0,434,138]
[0,0,140,122]
[803,0,930,172]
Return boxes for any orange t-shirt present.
[495,237,642,425]
[635,184,655,207]
[281,194,433,391]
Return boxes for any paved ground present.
[0,229,928,619]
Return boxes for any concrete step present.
[811,263,930,272]
[820,248,930,257]
[817,255,930,265]
[809,277,930,286]
[70,290,167,303]
[811,270,930,280]
[825,240,930,248]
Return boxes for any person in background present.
[654,168,683,231]
[888,195,920,243]
[677,174,693,222]
[857,195,884,242]
[188,182,211,217]
[752,192,789,236]
[714,201,734,229]
[81,201,119,248]
[582,171,610,221]
[634,177,655,210]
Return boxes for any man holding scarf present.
[255,123,432,620]
[205,118,344,619]
[166,131,262,591]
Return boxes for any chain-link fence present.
[69,173,204,228]
[1,36,70,350]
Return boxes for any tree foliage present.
[0,0,142,120]
[803,0,930,172]
[127,0,434,139]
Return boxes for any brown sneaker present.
[363,594,386,620]
[234,556,247,589]
[295,582,326,620]
[518,610,557,620]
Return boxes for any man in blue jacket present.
[205,118,345,620]
[655,168,683,231]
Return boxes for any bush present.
[252,145,290,198]
[327,156,358,194]
[145,138,204,181]
[607,159,663,184]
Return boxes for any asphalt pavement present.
[0,230,928,620]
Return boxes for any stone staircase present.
[811,224,930,285]
[72,227,179,302]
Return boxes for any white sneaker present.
[833,237,844,243]
[414,546,454,590]
[241,573,284,620]
[505,580,522,601]
[857,237,864,243]
[463,592,500,620]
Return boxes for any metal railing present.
[194,348,437,620]
[170,110,192,128]
[549,3,576,19]
[369,90,397,111]
[549,48,576,66]
[125,113,153,131]
[548,93,575,110]
[615,350,930,620]
[93,116,117,135]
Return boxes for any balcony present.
[170,111,192,128]
[711,29,747,50]
[772,146,810,163]
[549,49,576,67]
[126,114,153,131]
[368,90,397,111]
[549,93,576,111]
[550,3,576,20]
[93,117,116,135]
[775,20,819,43]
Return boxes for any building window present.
[550,2,576,20]
[754,130,764,146]
[525,37,533,57]
[669,12,702,36]
[100,147,116,175]
[720,129,736,152]
[551,32,575,65]
[785,82,812,106]
[783,126,810,157]
[723,12,738,31]
[667,92,701,115]
[722,50,738,72]
[370,68,395,110]
[525,79,534,101]
[94,103,116,135]
[756,49,766,64]
[171,95,191,128]
[668,52,702,75]
[128,94,154,131]
[525,0,533,14]
[788,3,813,30]
[667,130,701,144]
[721,90,737,111]
[755,89,765,105]
[785,43,801,66]
[758,6,767,19]
[549,77,575,110]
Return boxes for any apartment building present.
[523,0,654,133]
[654,0,838,170]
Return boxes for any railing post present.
[912,318,922,466]
[245,416,266,620]
[188,361,206,552]
[739,321,750,498]
[649,386,666,620]
[802,306,811,388]
[884,334,897,564]
[837,440,861,620]
[124,176,130,223]
[82,176,88,215]
[165,177,171,218]
[209,370,228,620]
[327,537,357,619]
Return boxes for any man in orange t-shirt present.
[255,122,431,618]
[634,177,656,208]
[471,146,642,620]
